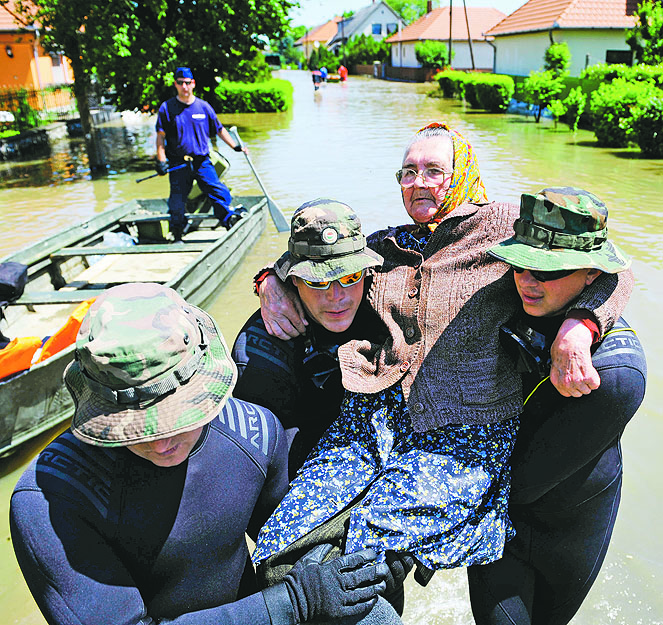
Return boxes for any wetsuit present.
[232,304,385,478]
[10,397,291,625]
[156,96,233,232]
[467,316,647,625]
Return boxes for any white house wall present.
[352,4,402,40]
[494,29,633,76]
[391,41,495,70]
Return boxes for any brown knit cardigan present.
[337,201,633,433]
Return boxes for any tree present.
[339,34,390,67]
[10,0,294,159]
[544,42,571,76]
[385,0,427,24]
[626,0,663,65]
[521,70,565,122]
[415,40,450,70]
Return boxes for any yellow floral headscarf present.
[416,122,487,231]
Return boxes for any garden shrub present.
[521,70,565,122]
[589,78,661,146]
[214,79,293,113]
[415,40,450,70]
[436,70,468,98]
[580,63,663,87]
[462,74,481,109]
[548,99,567,127]
[561,86,587,131]
[544,42,571,76]
[631,96,663,157]
[475,74,515,112]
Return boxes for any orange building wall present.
[0,32,72,89]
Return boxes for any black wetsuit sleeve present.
[246,418,290,541]
[510,329,646,505]
[10,489,286,625]
[232,311,301,429]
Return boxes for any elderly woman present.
[252,124,632,577]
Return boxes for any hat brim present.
[488,238,631,274]
[65,305,237,447]
[274,247,383,282]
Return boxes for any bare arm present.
[550,269,634,397]
[156,131,167,162]
[218,126,248,153]
[258,274,308,340]
[550,319,599,397]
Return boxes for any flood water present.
[1,69,661,625]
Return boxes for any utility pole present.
[448,0,453,67]
[462,0,475,70]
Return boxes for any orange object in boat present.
[36,297,96,363]
[0,336,43,380]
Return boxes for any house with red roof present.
[485,0,637,77]
[0,0,72,89]
[385,5,506,73]
[295,17,342,61]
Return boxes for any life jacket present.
[0,336,43,380]
[36,297,96,363]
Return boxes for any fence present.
[0,85,78,135]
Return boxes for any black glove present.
[384,551,415,597]
[233,144,243,152]
[155,160,168,176]
[280,544,388,623]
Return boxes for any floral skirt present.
[253,386,519,570]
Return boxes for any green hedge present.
[589,78,662,147]
[632,97,663,158]
[213,79,293,113]
[436,70,468,97]
[580,63,663,87]
[436,71,514,112]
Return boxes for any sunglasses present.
[176,79,193,86]
[511,266,577,282]
[301,270,365,290]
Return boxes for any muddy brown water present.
[1,70,661,625]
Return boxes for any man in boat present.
[155,66,247,241]
[467,187,647,625]
[9,282,397,625]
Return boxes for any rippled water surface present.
[1,70,661,625]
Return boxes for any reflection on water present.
[0,70,661,625]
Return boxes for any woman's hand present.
[550,318,600,397]
[259,274,308,340]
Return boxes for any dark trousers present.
[168,156,232,230]
[467,465,622,625]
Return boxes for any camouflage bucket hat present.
[488,187,630,274]
[64,283,237,447]
[274,198,383,282]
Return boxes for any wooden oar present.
[228,126,289,232]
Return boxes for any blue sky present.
[290,0,526,27]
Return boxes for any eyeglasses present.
[511,266,578,282]
[395,167,452,188]
[176,79,193,86]
[301,270,365,290]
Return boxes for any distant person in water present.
[468,188,646,625]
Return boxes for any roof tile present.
[486,0,637,36]
[386,7,506,42]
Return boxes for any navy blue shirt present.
[156,96,222,161]
[10,398,289,625]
